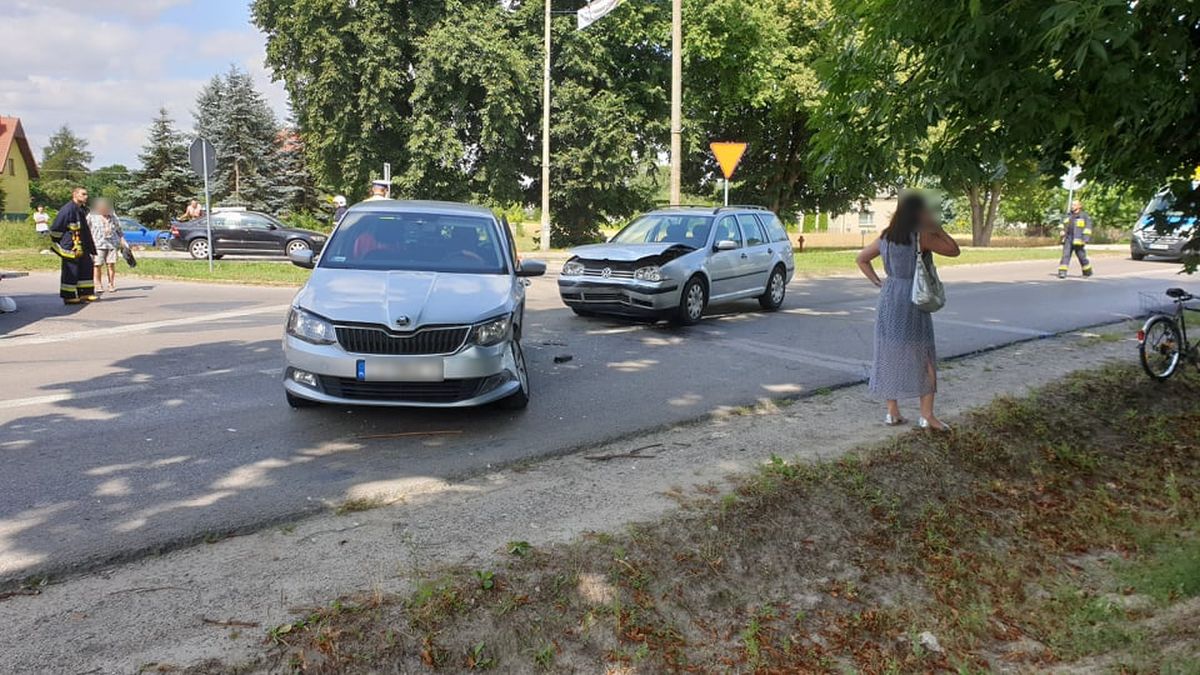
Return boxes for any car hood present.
[570,242,696,262]
[294,269,513,328]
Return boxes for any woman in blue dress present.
[855,194,960,430]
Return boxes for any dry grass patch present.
[211,365,1199,673]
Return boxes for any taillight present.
[170,225,179,237]
[1136,329,1146,343]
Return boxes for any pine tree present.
[193,66,280,210]
[40,125,93,182]
[270,122,320,216]
[125,108,199,228]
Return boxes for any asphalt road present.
[0,256,1187,584]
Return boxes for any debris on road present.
[354,430,463,441]
[553,354,573,364]
[584,443,661,461]
[201,617,260,628]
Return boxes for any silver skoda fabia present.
[282,200,545,409]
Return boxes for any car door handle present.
[767,248,773,254]
[740,253,748,259]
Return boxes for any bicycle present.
[1138,287,1199,380]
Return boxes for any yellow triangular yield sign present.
[710,142,747,179]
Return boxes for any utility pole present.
[539,0,552,252]
[669,0,682,206]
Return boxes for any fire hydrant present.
[796,235,805,252]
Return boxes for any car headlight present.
[472,315,512,347]
[287,307,337,345]
[562,260,585,276]
[634,266,664,282]
[312,235,326,243]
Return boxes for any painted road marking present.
[0,305,290,348]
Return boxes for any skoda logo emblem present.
[395,315,411,327]
[601,267,612,278]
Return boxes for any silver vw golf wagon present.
[282,200,545,409]
[558,206,794,324]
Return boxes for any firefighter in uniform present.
[50,186,98,304]
[1058,200,1094,279]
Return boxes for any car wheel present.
[758,265,787,311]
[497,340,530,410]
[157,236,171,251]
[1131,252,1146,261]
[571,307,597,318]
[188,238,210,259]
[286,391,319,408]
[673,276,707,326]
[286,239,312,256]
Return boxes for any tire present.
[497,341,530,410]
[571,307,597,318]
[1139,315,1182,381]
[286,239,312,256]
[157,236,171,251]
[673,276,707,326]
[188,238,210,260]
[1131,251,1146,261]
[758,265,787,311]
[286,391,319,408]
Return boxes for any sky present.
[0,0,290,171]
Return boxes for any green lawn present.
[793,245,1119,276]
[0,245,1119,288]
[0,250,311,286]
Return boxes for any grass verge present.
[793,246,1123,277]
[0,250,311,286]
[218,364,1199,673]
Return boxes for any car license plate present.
[1149,243,1170,250]
[359,358,445,382]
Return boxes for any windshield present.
[611,214,712,248]
[319,212,507,274]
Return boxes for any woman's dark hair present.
[881,193,929,245]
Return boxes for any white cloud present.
[0,1,289,168]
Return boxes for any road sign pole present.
[202,145,213,273]
[723,178,729,206]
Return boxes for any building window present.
[858,210,874,228]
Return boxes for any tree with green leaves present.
[125,108,199,227]
[194,66,281,209]
[271,122,322,216]
[816,0,1198,257]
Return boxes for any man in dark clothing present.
[50,186,98,304]
[1058,200,1094,279]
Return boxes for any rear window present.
[759,213,789,242]
[319,212,506,274]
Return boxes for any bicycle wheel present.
[1139,315,1183,380]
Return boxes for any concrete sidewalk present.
[0,321,1139,673]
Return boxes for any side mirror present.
[517,259,547,277]
[714,239,738,252]
[289,249,315,269]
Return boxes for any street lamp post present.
[669,0,682,206]
[540,0,552,252]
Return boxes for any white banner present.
[577,0,624,29]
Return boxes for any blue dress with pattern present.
[869,237,937,400]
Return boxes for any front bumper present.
[557,278,680,317]
[1132,236,1187,260]
[283,334,520,407]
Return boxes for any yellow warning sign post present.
[710,142,747,205]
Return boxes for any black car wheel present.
[188,238,210,259]
[286,239,312,256]
[157,235,171,251]
[758,265,787,311]
[673,276,707,326]
[497,340,530,410]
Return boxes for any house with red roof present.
[0,116,40,220]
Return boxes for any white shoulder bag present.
[911,233,946,313]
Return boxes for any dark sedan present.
[168,209,327,260]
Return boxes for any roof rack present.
[655,203,718,209]
[712,204,772,214]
